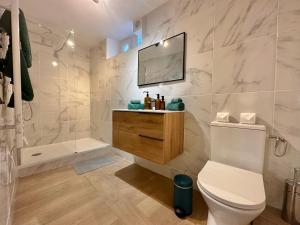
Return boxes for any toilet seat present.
[197,161,265,210]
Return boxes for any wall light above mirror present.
[138,32,186,86]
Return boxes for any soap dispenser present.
[155,94,161,110]
[143,91,151,109]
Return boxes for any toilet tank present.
[210,121,266,174]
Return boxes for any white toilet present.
[197,121,267,225]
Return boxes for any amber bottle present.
[160,96,165,110]
[143,91,151,109]
[155,94,161,110]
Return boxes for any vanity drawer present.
[114,130,164,164]
[113,111,164,139]
[113,111,163,124]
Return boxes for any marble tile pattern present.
[277,0,300,90]
[213,36,276,93]
[90,0,300,210]
[0,78,17,225]
[214,0,278,47]
[23,19,91,148]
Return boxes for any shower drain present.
[32,153,42,156]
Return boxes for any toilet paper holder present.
[269,135,288,157]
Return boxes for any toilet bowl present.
[197,161,266,225]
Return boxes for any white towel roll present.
[240,113,256,124]
[216,112,230,122]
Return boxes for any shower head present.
[52,30,75,66]
[54,30,74,55]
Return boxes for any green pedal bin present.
[173,174,193,218]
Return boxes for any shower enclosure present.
[0,1,22,224]
[18,15,109,172]
[0,0,111,224]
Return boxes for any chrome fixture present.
[52,30,75,66]
[269,135,288,157]
[281,167,300,224]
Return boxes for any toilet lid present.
[197,161,265,210]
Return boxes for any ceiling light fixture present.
[52,60,58,67]
[67,39,75,48]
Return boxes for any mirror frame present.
[137,32,186,87]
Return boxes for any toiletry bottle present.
[155,94,161,110]
[151,98,156,110]
[161,96,165,110]
[143,91,151,109]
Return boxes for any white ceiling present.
[19,0,168,48]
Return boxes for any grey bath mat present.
[72,155,115,175]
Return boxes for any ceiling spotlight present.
[163,41,169,47]
[52,61,58,67]
[67,39,75,48]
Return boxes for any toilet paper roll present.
[240,113,256,124]
[216,112,229,122]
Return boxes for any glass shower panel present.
[21,18,77,166]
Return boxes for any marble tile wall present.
[23,19,91,147]
[0,77,17,225]
[90,0,300,209]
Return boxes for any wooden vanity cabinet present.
[112,110,184,164]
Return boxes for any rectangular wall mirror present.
[138,32,186,86]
